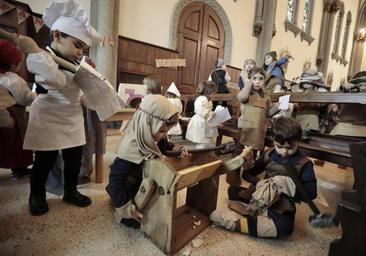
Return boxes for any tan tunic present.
[238,88,271,151]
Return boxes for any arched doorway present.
[176,2,225,94]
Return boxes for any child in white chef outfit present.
[22,0,106,216]
[165,82,182,137]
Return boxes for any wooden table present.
[94,108,136,183]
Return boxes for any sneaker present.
[121,218,141,229]
[63,190,92,207]
[209,210,237,231]
[29,195,49,216]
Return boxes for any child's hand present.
[179,148,191,159]
[173,145,191,158]
[85,57,96,68]
[240,146,254,170]
[287,55,294,60]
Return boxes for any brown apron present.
[238,92,270,151]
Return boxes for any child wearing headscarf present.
[263,51,292,94]
[106,95,189,228]
[0,39,35,179]
[238,59,256,90]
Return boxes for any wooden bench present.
[180,92,366,167]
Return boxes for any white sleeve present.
[169,98,183,113]
[2,73,34,106]
[194,96,213,119]
[208,74,212,81]
[26,51,68,90]
[225,71,231,82]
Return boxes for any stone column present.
[316,1,341,74]
[90,0,119,86]
[255,0,277,64]
[89,0,120,183]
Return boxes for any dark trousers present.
[30,146,83,197]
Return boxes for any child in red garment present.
[0,39,35,179]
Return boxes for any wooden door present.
[177,3,225,94]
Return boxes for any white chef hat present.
[43,0,102,46]
[167,82,181,97]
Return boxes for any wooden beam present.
[270,92,366,104]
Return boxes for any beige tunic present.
[238,88,271,151]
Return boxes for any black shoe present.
[12,168,32,180]
[63,190,92,207]
[121,218,141,229]
[29,195,49,216]
[78,176,91,185]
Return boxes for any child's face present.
[53,31,88,61]
[274,141,299,157]
[251,72,265,91]
[152,124,171,142]
[264,55,274,65]
[244,61,255,71]
[302,83,313,89]
[9,62,21,73]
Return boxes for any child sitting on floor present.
[185,81,218,144]
[211,117,317,239]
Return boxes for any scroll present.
[74,57,125,121]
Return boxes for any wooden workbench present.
[94,108,136,183]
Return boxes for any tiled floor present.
[0,132,350,256]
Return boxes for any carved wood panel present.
[117,36,179,92]
[177,2,225,94]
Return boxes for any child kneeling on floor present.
[210,117,317,238]
[106,95,190,228]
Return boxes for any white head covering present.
[43,0,102,46]
[167,82,181,97]
[116,95,179,164]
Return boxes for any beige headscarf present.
[240,59,256,83]
[116,95,179,164]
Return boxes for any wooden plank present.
[171,205,211,255]
[270,92,366,104]
[176,160,221,190]
[105,108,136,121]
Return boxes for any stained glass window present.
[287,0,297,23]
[302,0,313,33]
